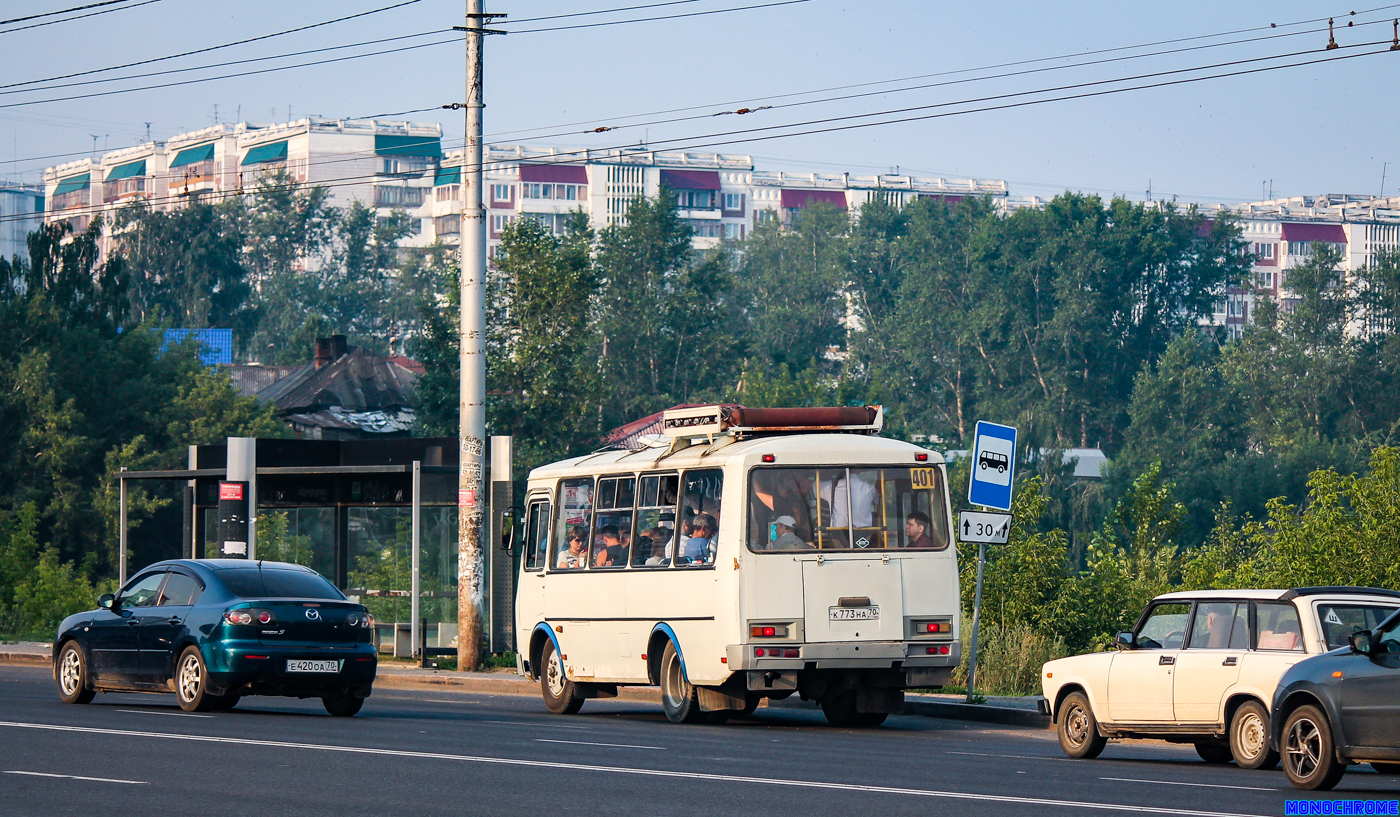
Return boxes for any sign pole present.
[965,541,988,703]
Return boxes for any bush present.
[0,503,105,641]
[952,618,1071,697]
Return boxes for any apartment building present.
[0,183,44,262]
[42,119,444,255]
[1201,194,1400,337]
[428,143,1009,255]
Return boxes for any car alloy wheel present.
[55,643,94,705]
[1283,705,1345,790]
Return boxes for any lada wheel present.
[1057,691,1107,759]
[1282,705,1346,790]
[539,639,583,715]
[175,646,215,712]
[659,641,703,724]
[55,642,95,705]
[1229,700,1278,769]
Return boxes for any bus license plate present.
[287,659,342,673]
[829,606,879,621]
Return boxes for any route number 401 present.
[910,468,938,488]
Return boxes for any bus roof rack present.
[660,405,883,440]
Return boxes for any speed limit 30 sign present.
[959,511,1012,544]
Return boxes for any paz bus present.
[509,405,959,726]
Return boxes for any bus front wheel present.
[659,641,704,724]
[539,640,584,715]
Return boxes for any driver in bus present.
[903,511,934,548]
[557,526,588,569]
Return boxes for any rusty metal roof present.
[257,346,417,413]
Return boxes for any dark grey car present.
[1271,608,1400,789]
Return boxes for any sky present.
[2,0,1397,205]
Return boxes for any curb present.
[0,651,49,665]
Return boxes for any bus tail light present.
[761,455,775,463]
[915,453,929,462]
[749,624,790,638]
[926,645,951,655]
[755,648,801,658]
[913,619,953,636]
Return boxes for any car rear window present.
[1317,604,1399,650]
[219,568,345,600]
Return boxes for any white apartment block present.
[1198,194,1400,338]
[42,118,444,256]
[0,184,44,263]
[427,144,1009,255]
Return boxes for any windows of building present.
[523,182,585,201]
[490,184,513,202]
[688,220,722,238]
[434,214,461,236]
[722,192,744,213]
[1255,242,1275,260]
[374,185,427,208]
[378,216,422,235]
[722,222,745,240]
[675,189,717,210]
[381,156,433,175]
[754,209,776,225]
[436,184,461,202]
[520,211,573,235]
[490,213,511,235]
[1258,270,1274,289]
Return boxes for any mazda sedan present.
[53,559,377,716]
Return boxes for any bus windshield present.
[747,465,949,552]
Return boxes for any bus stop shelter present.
[116,436,515,657]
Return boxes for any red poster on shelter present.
[219,482,244,501]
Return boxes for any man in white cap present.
[770,515,809,549]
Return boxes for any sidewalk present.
[1,644,1049,729]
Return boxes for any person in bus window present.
[820,472,878,527]
[769,515,809,549]
[642,526,673,565]
[557,526,588,569]
[594,525,626,567]
[683,514,716,563]
[903,511,934,548]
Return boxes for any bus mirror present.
[500,507,518,552]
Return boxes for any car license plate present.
[286,659,342,673]
[829,606,879,621]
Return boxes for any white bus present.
[510,405,959,726]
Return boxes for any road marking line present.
[4,771,146,785]
[115,709,214,719]
[947,750,1072,762]
[0,720,1270,817]
[1099,777,1277,792]
[535,738,664,750]
[482,720,592,730]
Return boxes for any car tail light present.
[362,613,374,629]
[245,655,268,660]
[257,610,274,625]
[225,610,254,626]
[346,613,360,627]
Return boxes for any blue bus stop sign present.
[968,420,1017,511]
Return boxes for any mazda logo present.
[305,609,320,621]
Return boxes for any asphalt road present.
[1,664,1397,817]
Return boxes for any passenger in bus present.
[819,472,878,527]
[769,515,809,549]
[557,527,588,569]
[903,511,934,549]
[593,525,627,567]
[641,526,673,566]
[751,472,810,541]
[682,514,717,563]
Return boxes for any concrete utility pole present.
[457,0,490,673]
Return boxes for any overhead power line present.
[1,0,132,25]
[6,42,1391,228]
[505,0,810,34]
[501,0,705,25]
[0,0,163,35]
[0,0,425,90]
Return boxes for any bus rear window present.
[747,466,949,552]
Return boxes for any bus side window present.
[523,501,550,571]
[633,473,678,568]
[591,476,635,569]
[556,478,594,570]
[679,469,723,566]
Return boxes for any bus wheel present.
[821,692,861,727]
[659,641,704,724]
[539,640,584,715]
[739,694,761,717]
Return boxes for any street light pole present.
[457,0,488,673]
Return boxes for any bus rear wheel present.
[659,641,704,724]
[539,640,584,715]
[822,692,886,728]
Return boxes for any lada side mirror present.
[1350,630,1373,655]
[97,593,115,610]
[1114,632,1135,651]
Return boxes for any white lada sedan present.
[1040,587,1400,767]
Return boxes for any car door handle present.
[126,619,139,626]
[1222,657,1238,667]
[167,617,183,625]
[1159,655,1175,665]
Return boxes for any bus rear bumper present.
[726,640,960,671]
